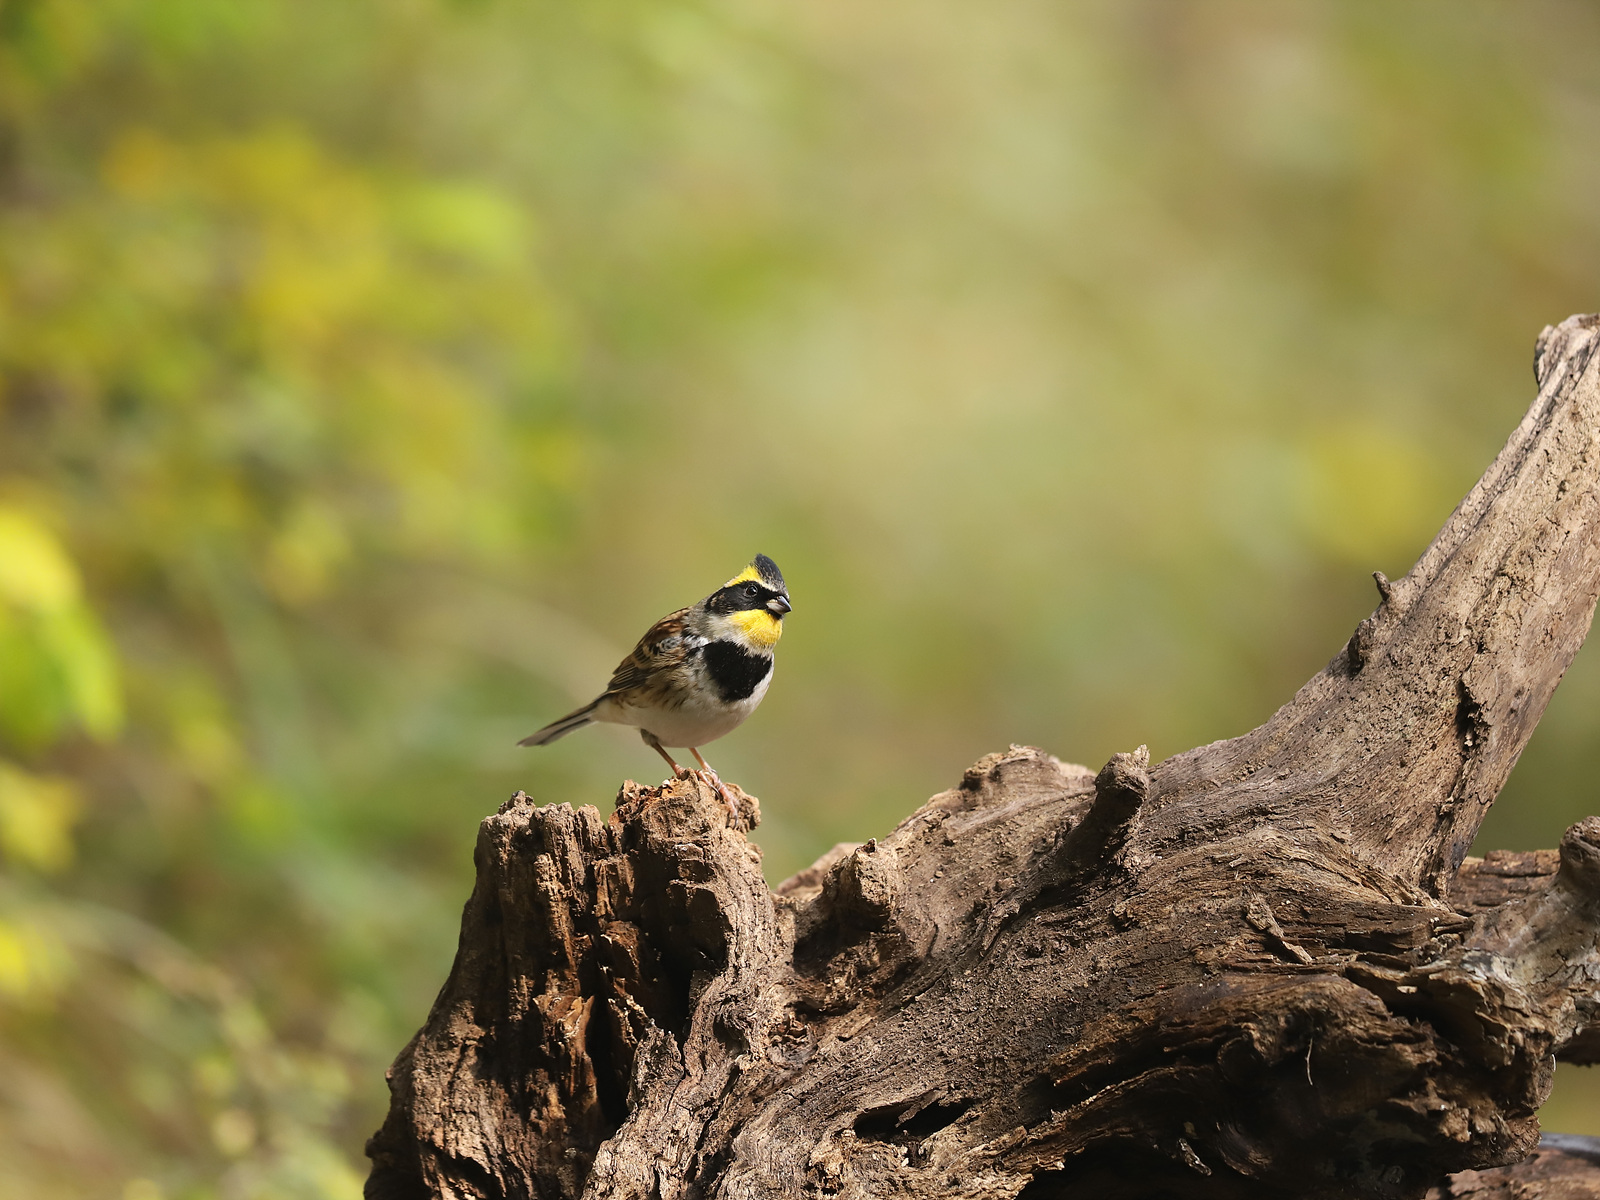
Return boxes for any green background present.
[1,1,1598,1194]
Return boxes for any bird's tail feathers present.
[518,699,601,747]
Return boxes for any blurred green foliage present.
[2,0,1599,1193]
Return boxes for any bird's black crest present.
[750,553,785,592]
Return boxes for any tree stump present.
[366,316,1600,1200]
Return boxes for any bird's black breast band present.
[702,640,773,701]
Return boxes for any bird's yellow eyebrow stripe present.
[724,563,765,587]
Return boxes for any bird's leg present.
[690,748,738,815]
[646,735,689,779]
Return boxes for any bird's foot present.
[686,750,736,815]
[647,739,690,782]
[694,768,738,816]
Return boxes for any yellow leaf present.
[0,507,80,612]
[395,182,530,267]
[0,912,71,1002]
[38,607,125,739]
[0,762,82,871]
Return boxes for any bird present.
[519,554,792,807]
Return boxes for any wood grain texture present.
[367,316,1600,1200]
[1428,1135,1600,1199]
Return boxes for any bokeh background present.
[3,1,1599,1194]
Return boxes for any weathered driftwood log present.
[367,316,1600,1200]
[1427,1134,1600,1198]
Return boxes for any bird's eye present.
[743,584,760,600]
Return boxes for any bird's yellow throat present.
[728,608,783,648]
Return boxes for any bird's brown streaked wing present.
[602,608,690,696]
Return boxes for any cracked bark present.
[366,315,1600,1200]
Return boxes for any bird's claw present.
[695,767,739,817]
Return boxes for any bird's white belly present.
[601,670,771,748]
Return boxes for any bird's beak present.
[767,595,792,616]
